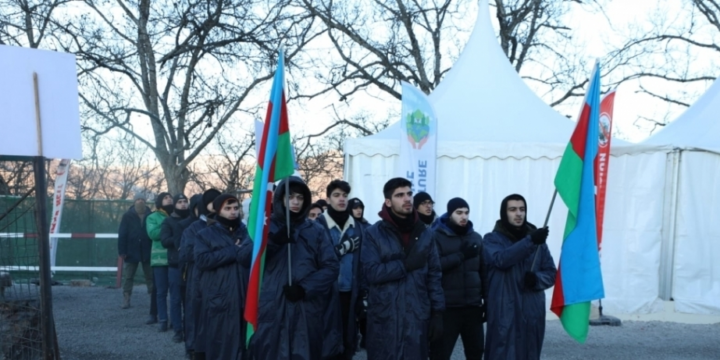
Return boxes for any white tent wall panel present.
[672,151,720,314]
[345,150,667,314]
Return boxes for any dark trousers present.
[154,266,169,322]
[329,291,354,360]
[430,306,484,360]
[169,266,183,333]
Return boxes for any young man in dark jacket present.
[414,191,437,228]
[430,197,487,360]
[360,177,445,360]
[241,177,340,360]
[160,193,190,342]
[117,194,153,317]
[483,194,556,360]
[315,180,364,360]
[179,189,221,359]
[195,194,250,360]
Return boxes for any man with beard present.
[117,194,154,319]
[241,177,339,360]
[414,191,437,228]
[483,194,556,360]
[195,194,250,360]
[361,177,445,360]
[179,189,221,359]
[147,192,174,330]
[430,198,487,360]
[315,180,363,360]
[160,194,191,343]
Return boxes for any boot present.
[146,315,158,325]
[121,293,131,309]
[158,321,168,332]
[172,331,183,343]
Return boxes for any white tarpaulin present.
[344,2,669,315]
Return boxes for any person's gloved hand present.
[270,225,294,245]
[428,312,443,342]
[530,227,549,245]
[460,242,479,260]
[283,284,305,302]
[355,290,368,319]
[524,271,538,289]
[403,251,426,272]
[335,236,360,256]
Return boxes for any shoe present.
[172,331,183,343]
[121,293,131,309]
[158,321,168,332]
[146,316,158,325]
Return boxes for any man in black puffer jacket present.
[430,197,487,360]
[160,194,190,342]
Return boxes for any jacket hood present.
[188,194,203,220]
[433,212,474,235]
[272,176,312,222]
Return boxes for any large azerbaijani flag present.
[550,62,605,343]
[244,50,295,344]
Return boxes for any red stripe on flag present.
[279,92,289,134]
[244,194,273,329]
[570,105,591,160]
[258,102,275,167]
[551,265,565,317]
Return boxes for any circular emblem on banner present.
[598,113,611,148]
[56,159,71,176]
[405,109,431,150]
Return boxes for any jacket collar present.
[322,212,355,235]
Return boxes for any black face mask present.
[174,208,190,219]
[216,215,241,231]
[161,204,175,214]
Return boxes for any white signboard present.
[0,45,82,159]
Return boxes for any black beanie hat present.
[213,194,239,214]
[173,194,188,205]
[413,192,433,209]
[447,197,469,214]
[349,198,364,209]
[202,189,222,210]
[315,199,328,208]
[155,192,172,209]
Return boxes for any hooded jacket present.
[360,205,445,360]
[431,212,487,308]
[240,177,340,360]
[117,204,152,263]
[147,194,172,267]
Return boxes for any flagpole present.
[531,189,557,271]
[285,178,292,285]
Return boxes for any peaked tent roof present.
[346,1,631,159]
[642,76,720,154]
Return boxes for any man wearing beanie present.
[429,197,487,360]
[117,193,154,316]
[240,176,339,360]
[146,192,174,329]
[308,202,323,221]
[361,177,444,360]
[179,188,220,359]
[195,194,250,360]
[348,198,369,230]
[315,180,364,360]
[483,194,555,360]
[160,194,190,342]
[414,191,437,228]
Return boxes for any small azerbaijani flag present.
[244,49,295,345]
[550,62,605,343]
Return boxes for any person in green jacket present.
[146,192,174,331]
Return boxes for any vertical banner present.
[398,81,438,197]
[49,159,71,268]
[594,90,616,251]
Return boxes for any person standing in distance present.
[483,194,556,360]
[117,194,154,318]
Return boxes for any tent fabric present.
[643,77,720,154]
[344,3,669,315]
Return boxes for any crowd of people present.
[117,176,556,360]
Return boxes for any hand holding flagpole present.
[531,190,557,271]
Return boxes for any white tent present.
[344,2,668,314]
[642,77,720,314]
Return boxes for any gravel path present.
[53,285,720,359]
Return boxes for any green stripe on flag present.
[560,302,591,343]
[275,132,294,179]
[554,143,583,220]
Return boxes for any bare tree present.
[188,131,256,195]
[54,0,320,194]
[0,0,68,48]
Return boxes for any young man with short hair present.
[430,197,487,360]
[483,194,556,360]
[361,177,445,360]
[315,180,364,360]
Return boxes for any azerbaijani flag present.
[550,62,605,343]
[244,49,295,344]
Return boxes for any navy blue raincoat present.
[361,207,445,360]
[179,215,211,353]
[242,177,340,360]
[194,219,250,360]
[483,221,556,360]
